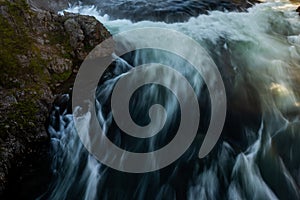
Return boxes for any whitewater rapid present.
[44,1,300,199]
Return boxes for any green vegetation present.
[0,0,44,88]
[48,29,73,59]
[0,0,62,138]
[0,8,30,84]
[51,70,72,84]
[0,0,72,88]
[0,98,40,139]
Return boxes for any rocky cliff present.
[0,0,110,197]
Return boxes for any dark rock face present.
[0,0,110,197]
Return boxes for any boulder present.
[0,0,110,197]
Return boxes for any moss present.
[48,31,73,57]
[0,1,32,88]
[10,100,39,125]
[51,70,72,84]
[47,30,75,87]
[62,52,72,59]
[0,0,50,139]
[84,43,94,52]
[29,56,50,83]
[0,0,51,90]
[0,14,26,76]
[0,99,40,139]
[0,0,30,11]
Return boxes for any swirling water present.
[44,0,300,199]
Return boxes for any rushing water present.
[67,0,258,22]
[43,0,300,199]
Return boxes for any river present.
[42,0,300,199]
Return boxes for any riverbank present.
[0,0,110,197]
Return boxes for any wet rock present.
[0,0,111,197]
[63,12,111,60]
[64,18,85,49]
[77,15,106,47]
[48,57,73,74]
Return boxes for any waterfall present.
[42,1,300,199]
